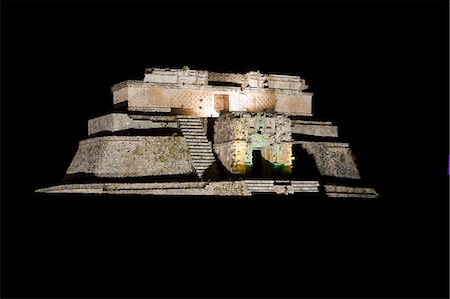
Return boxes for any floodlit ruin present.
[36,67,378,198]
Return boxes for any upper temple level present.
[111,67,314,117]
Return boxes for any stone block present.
[298,141,360,179]
[67,136,193,178]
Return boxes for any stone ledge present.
[88,113,178,136]
[35,180,321,196]
[294,141,349,148]
[324,184,379,198]
[291,121,339,138]
[291,120,333,125]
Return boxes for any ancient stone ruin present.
[37,67,378,198]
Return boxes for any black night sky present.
[2,1,449,298]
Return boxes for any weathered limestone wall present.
[88,113,177,135]
[297,141,360,179]
[208,72,246,86]
[214,141,249,174]
[214,113,293,174]
[214,112,292,144]
[142,68,309,91]
[291,120,339,137]
[111,83,312,116]
[66,136,193,178]
[144,68,208,86]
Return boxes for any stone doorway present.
[252,150,263,177]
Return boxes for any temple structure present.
[36,67,378,198]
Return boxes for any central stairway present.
[243,180,275,194]
[177,116,216,178]
[243,180,320,195]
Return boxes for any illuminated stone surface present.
[214,112,293,175]
[36,67,378,198]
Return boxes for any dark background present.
[2,1,449,298]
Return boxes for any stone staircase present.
[243,180,275,194]
[177,116,216,178]
[290,180,320,193]
[243,179,320,195]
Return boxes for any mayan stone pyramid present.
[37,67,378,198]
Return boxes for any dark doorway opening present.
[252,150,262,177]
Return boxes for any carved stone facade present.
[112,68,313,117]
[214,113,293,175]
[36,67,378,198]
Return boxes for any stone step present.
[192,164,215,168]
[187,139,210,142]
[180,124,203,127]
[178,119,203,126]
[188,143,211,146]
[189,150,214,153]
[188,143,212,147]
[243,180,275,183]
[192,161,215,165]
[192,165,215,169]
[177,117,203,120]
[188,141,212,150]
[274,180,290,184]
[184,134,207,137]
[193,159,214,163]
[292,186,319,191]
[188,143,211,147]
[185,140,210,144]
[190,151,214,154]
[189,149,213,152]
[246,186,275,189]
[244,181,275,191]
[189,150,213,153]
[192,156,216,160]
[183,132,208,141]
[192,159,215,163]
[181,129,205,133]
[291,181,319,185]
[188,146,213,149]
[179,124,203,128]
[181,131,206,138]
[293,188,319,192]
[192,157,215,161]
[184,138,209,141]
[180,124,204,127]
[189,148,213,152]
[186,139,208,142]
[186,139,210,142]
[177,116,203,119]
[193,162,215,166]
[246,185,274,188]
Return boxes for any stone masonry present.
[36,67,378,198]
